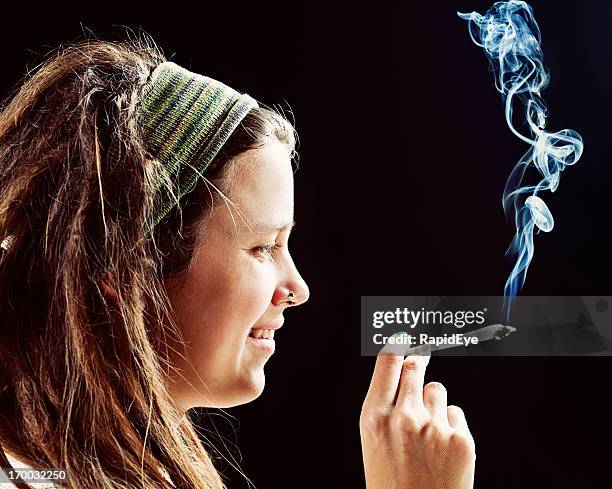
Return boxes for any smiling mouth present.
[248,328,275,339]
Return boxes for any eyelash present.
[253,242,283,259]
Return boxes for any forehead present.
[214,138,295,235]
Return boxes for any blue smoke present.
[458,1,583,315]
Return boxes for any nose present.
[274,255,310,307]
[287,270,309,307]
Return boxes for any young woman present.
[0,38,475,488]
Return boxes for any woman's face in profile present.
[165,138,309,410]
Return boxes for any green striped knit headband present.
[131,61,258,233]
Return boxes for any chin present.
[180,365,269,409]
[208,368,267,408]
[236,368,267,405]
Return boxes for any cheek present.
[180,257,277,340]
[230,260,277,322]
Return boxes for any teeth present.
[250,328,275,339]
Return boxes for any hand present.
[360,352,476,489]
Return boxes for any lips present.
[249,328,275,339]
[248,320,284,339]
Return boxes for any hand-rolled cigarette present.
[402,324,516,356]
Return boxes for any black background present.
[2,1,612,488]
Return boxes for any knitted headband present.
[0,62,257,254]
[126,61,259,233]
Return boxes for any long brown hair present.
[0,35,297,488]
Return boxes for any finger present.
[423,382,449,424]
[379,331,412,357]
[395,354,430,411]
[447,405,471,433]
[364,351,405,407]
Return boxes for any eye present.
[253,242,283,259]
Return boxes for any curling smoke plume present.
[458,0,583,316]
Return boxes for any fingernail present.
[405,352,430,367]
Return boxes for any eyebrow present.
[250,219,296,234]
